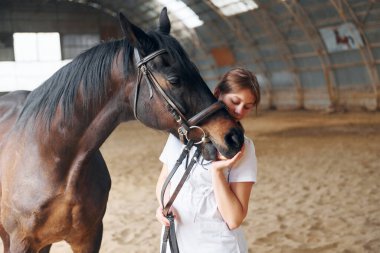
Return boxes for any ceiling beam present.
[330,0,380,110]
[255,9,304,109]
[204,0,275,108]
[282,0,339,110]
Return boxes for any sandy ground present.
[2,111,380,252]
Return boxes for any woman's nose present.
[235,105,243,115]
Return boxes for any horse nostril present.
[231,134,240,148]
[225,128,244,150]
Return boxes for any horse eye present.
[167,76,180,86]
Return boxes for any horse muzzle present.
[201,126,244,161]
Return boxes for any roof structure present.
[1,0,379,110]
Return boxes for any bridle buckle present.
[184,125,206,145]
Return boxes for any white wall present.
[0,60,71,92]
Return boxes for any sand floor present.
[2,111,380,252]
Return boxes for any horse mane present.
[16,29,201,130]
[17,39,134,129]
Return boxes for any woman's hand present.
[210,144,253,229]
[212,145,245,172]
[156,206,176,227]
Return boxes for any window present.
[210,0,258,16]
[157,0,203,28]
[13,32,61,61]
[61,34,100,60]
[0,32,14,61]
[0,33,65,92]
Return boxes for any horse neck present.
[46,54,136,157]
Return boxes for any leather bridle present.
[134,48,227,253]
[133,48,225,144]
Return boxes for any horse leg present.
[0,223,10,253]
[69,222,103,253]
[38,244,51,253]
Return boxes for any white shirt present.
[159,134,257,253]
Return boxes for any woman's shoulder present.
[244,136,255,149]
[244,135,252,142]
[229,135,257,182]
[164,133,184,150]
[160,134,184,163]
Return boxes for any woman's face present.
[218,88,255,121]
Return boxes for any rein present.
[133,48,225,253]
[160,140,201,253]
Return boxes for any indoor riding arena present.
[0,1,379,253]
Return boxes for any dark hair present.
[215,68,261,108]
[17,39,133,129]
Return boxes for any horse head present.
[119,8,244,160]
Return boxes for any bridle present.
[133,48,225,144]
[134,48,226,253]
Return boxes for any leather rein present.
[133,48,224,253]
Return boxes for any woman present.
[156,68,261,253]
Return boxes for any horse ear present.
[119,12,152,54]
[158,7,171,35]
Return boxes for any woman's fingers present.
[230,145,245,165]
[226,145,245,167]
[156,206,178,226]
[213,144,245,170]
[156,206,170,226]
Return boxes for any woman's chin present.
[233,115,243,121]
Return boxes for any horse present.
[0,8,244,253]
[333,29,354,49]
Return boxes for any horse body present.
[0,8,244,252]
[0,90,112,252]
[0,90,31,252]
[0,51,123,252]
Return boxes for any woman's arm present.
[155,164,171,226]
[156,164,169,205]
[212,171,253,229]
[211,147,254,230]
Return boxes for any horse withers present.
[0,8,244,253]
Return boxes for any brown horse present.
[0,8,244,253]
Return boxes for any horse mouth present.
[201,142,218,161]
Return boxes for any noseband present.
[133,48,225,144]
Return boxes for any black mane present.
[17,38,133,128]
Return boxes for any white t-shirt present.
[159,134,257,253]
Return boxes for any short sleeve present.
[228,137,257,183]
[159,134,183,167]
